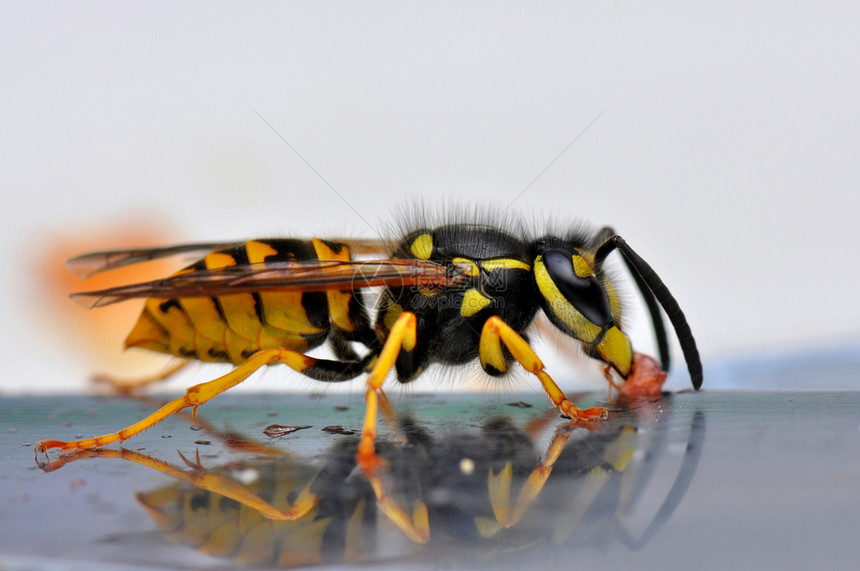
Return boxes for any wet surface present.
[2,390,859,569]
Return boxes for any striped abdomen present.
[124,238,357,364]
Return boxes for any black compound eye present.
[541,249,613,326]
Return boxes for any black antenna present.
[595,234,703,390]
[594,228,670,371]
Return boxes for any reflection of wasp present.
[42,404,704,567]
[37,215,702,539]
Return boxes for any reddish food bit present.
[616,353,668,399]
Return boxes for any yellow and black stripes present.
[532,248,633,378]
[374,226,540,381]
[451,257,532,319]
[311,238,372,338]
[125,239,371,367]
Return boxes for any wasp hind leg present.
[35,348,368,455]
[44,447,324,524]
[479,316,608,421]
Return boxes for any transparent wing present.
[71,259,465,309]
[66,242,243,279]
[66,238,394,279]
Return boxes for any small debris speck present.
[322,425,356,435]
[189,424,203,431]
[334,405,350,411]
[194,440,212,446]
[59,421,73,428]
[507,401,533,409]
[263,424,312,438]
[161,435,172,439]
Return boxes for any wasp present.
[37,214,702,538]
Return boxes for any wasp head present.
[532,238,633,378]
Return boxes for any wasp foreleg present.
[479,316,608,422]
[487,426,573,529]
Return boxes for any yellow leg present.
[91,360,191,395]
[42,448,321,521]
[550,426,637,544]
[36,347,318,454]
[356,312,416,471]
[480,316,608,421]
[488,427,573,528]
[172,450,320,521]
[486,423,637,533]
[354,311,430,544]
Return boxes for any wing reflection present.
[38,397,705,567]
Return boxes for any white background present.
[3,2,859,395]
